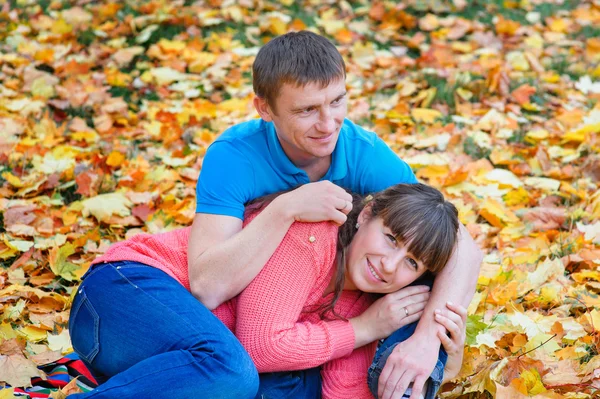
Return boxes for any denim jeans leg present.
[256,367,322,399]
[367,274,447,399]
[68,261,259,399]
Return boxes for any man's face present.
[257,79,347,166]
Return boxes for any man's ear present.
[357,202,373,225]
[253,96,273,122]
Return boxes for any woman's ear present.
[357,202,373,226]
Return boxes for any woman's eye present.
[385,234,397,245]
[407,258,418,270]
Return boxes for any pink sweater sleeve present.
[234,222,356,373]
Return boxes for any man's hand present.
[188,181,355,309]
[278,181,353,225]
[377,328,443,399]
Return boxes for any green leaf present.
[466,314,487,346]
[49,243,80,282]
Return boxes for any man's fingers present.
[335,198,353,215]
[388,371,414,399]
[409,375,428,399]
[330,210,348,226]
[381,370,407,399]
[378,362,395,399]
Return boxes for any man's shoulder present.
[215,118,268,144]
[341,119,379,148]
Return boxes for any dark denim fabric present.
[68,261,259,398]
[256,367,322,399]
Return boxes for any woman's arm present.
[234,221,356,372]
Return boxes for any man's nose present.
[316,109,336,133]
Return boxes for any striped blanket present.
[1,353,98,398]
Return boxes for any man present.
[188,31,482,399]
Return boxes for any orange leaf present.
[495,16,520,35]
[511,84,536,105]
[106,151,125,167]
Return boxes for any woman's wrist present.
[349,316,378,348]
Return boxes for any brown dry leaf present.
[0,354,44,388]
[521,207,567,231]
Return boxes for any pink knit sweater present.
[92,220,377,398]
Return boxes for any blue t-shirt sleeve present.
[195,141,254,220]
[361,136,417,193]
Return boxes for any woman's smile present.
[366,258,386,283]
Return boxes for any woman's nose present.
[381,249,406,273]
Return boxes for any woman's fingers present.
[437,329,456,352]
[435,311,461,337]
[387,285,430,300]
[446,301,468,322]
[401,310,423,327]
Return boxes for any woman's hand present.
[350,285,430,348]
[435,302,467,382]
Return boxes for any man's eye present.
[332,98,342,104]
[302,107,314,113]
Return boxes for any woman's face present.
[344,211,428,294]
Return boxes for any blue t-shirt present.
[196,118,417,220]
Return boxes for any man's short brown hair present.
[252,31,346,113]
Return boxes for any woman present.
[68,183,465,398]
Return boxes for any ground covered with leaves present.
[0,0,599,397]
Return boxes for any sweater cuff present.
[328,319,356,359]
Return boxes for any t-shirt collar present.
[266,120,348,181]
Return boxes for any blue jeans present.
[257,368,321,399]
[367,275,447,399]
[68,261,259,398]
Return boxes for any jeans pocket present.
[69,287,100,365]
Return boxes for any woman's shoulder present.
[287,220,339,244]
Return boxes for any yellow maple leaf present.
[410,108,442,124]
[479,198,520,228]
[1,172,24,188]
[17,326,48,342]
[47,330,72,354]
[30,77,56,98]
[158,39,187,54]
[0,322,17,340]
[48,243,82,282]
[106,151,126,167]
[51,19,73,34]
[0,388,17,399]
[81,192,133,222]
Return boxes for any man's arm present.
[188,181,353,310]
[377,224,483,399]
